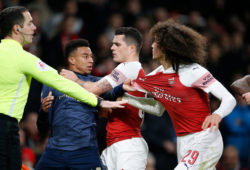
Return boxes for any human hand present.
[60,69,78,82]
[42,91,54,112]
[100,100,127,109]
[242,92,250,105]
[123,79,136,92]
[202,113,222,132]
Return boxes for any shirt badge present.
[37,60,49,71]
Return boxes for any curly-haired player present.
[123,19,236,170]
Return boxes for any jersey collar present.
[1,39,23,49]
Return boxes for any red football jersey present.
[104,62,146,146]
[135,64,215,136]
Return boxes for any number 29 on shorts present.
[181,150,199,165]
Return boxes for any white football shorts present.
[101,137,148,170]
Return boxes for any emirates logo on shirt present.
[152,87,181,103]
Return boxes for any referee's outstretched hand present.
[100,100,127,109]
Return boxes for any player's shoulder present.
[179,63,210,86]
[179,63,208,77]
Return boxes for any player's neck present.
[159,58,171,70]
[125,54,139,62]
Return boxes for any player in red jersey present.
[60,27,148,170]
[123,20,236,170]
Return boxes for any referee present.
[0,6,125,170]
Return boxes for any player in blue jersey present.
[36,39,124,170]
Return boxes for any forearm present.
[210,81,236,118]
[101,83,125,101]
[39,72,98,107]
[122,93,165,116]
[76,77,113,95]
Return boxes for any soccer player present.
[36,39,125,170]
[0,6,125,169]
[123,20,236,170]
[231,75,250,105]
[60,27,148,170]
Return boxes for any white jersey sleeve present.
[104,62,142,88]
[122,93,165,117]
[179,63,236,118]
[179,63,215,92]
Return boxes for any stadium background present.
[0,0,249,169]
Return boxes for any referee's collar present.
[1,39,23,49]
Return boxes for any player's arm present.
[203,77,236,120]
[80,78,113,95]
[121,76,164,116]
[60,69,113,95]
[202,81,236,131]
[122,93,165,116]
[187,64,236,131]
[230,75,250,95]
[18,53,126,109]
[101,83,126,101]
[186,64,236,131]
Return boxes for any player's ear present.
[68,56,75,65]
[130,44,136,52]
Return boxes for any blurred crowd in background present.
[0,0,250,169]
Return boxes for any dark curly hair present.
[150,19,207,73]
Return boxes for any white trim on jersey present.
[104,61,142,88]
[122,92,165,116]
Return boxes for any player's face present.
[19,11,36,45]
[111,35,130,63]
[70,47,94,75]
[152,40,165,60]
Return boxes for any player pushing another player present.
[123,19,236,170]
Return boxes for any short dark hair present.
[115,27,142,54]
[0,6,28,39]
[64,38,90,59]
